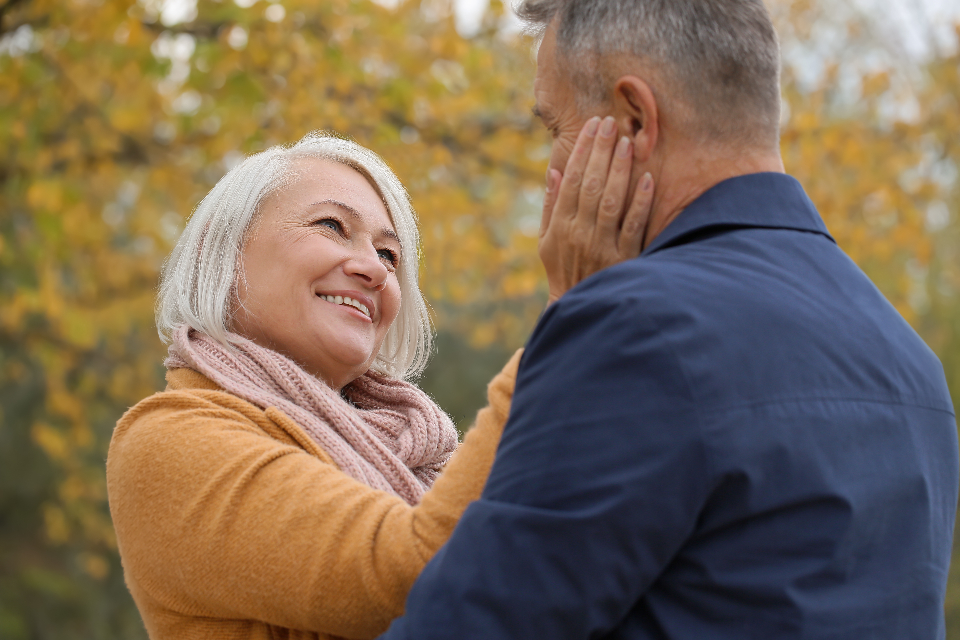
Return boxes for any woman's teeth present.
[319,294,370,318]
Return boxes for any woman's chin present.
[301,347,377,388]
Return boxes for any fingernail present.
[616,136,631,158]
[640,172,653,191]
[585,116,601,136]
[600,116,616,137]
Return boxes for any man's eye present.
[377,248,399,268]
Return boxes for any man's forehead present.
[532,24,563,124]
[534,20,558,77]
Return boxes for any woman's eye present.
[315,218,342,233]
[377,248,399,268]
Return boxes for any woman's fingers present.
[538,115,657,306]
[618,172,654,258]
[595,135,634,240]
[575,116,620,227]
[553,116,601,221]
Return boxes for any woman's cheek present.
[383,279,402,327]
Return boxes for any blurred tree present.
[910,34,960,635]
[0,0,957,636]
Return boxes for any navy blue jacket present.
[380,173,958,639]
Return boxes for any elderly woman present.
[107,123,652,640]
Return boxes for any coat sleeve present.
[106,350,521,639]
[378,288,711,640]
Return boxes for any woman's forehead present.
[275,158,394,227]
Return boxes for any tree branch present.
[138,19,227,39]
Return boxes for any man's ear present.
[612,76,659,164]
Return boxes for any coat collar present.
[643,172,834,256]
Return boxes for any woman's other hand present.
[539,116,654,306]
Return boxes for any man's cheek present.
[549,137,576,174]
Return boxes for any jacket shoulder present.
[112,382,334,468]
[117,385,270,437]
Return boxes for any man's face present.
[533,22,605,177]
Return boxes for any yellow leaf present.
[32,422,69,462]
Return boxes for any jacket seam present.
[699,394,955,418]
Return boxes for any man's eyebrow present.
[531,105,556,131]
[308,199,401,244]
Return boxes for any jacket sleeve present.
[106,350,521,639]
[378,288,711,640]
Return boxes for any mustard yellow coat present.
[106,351,521,640]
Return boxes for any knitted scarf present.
[164,325,458,506]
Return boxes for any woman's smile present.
[316,291,374,320]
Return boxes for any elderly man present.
[380,0,958,638]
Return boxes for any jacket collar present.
[642,172,834,256]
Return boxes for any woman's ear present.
[612,76,659,164]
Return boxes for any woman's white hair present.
[157,131,432,380]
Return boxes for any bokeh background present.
[1,0,958,636]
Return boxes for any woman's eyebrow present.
[308,199,400,243]
[308,199,361,219]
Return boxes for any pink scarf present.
[164,325,458,505]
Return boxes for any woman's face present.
[233,157,402,391]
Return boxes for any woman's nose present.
[343,244,389,289]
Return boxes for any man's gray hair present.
[156,131,432,380]
[517,0,782,147]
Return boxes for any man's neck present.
[642,144,785,249]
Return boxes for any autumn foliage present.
[0,0,957,636]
